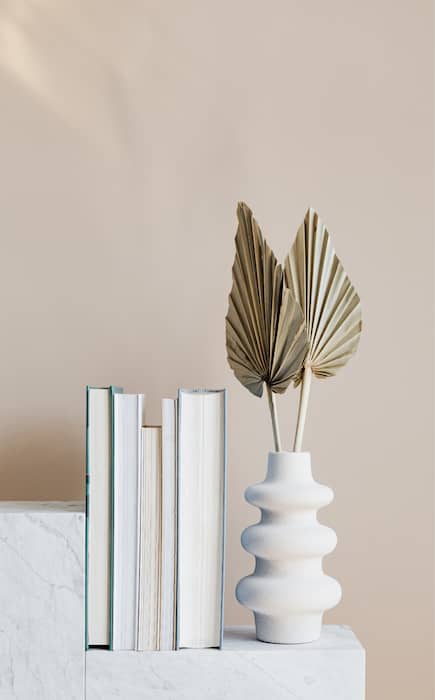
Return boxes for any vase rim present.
[268,450,311,457]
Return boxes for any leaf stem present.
[293,366,312,452]
[266,386,282,452]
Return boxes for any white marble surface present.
[86,625,365,700]
[0,501,85,699]
[0,501,84,513]
[0,502,364,700]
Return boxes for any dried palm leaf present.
[284,208,362,450]
[226,202,309,450]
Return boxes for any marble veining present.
[0,502,85,699]
[0,503,364,700]
[86,626,365,700]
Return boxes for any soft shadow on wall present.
[0,425,81,499]
[0,1,149,499]
[0,0,149,159]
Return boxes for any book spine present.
[173,397,178,651]
[85,386,90,651]
[109,385,123,650]
[112,392,143,651]
[176,389,226,649]
[175,390,182,650]
[219,389,227,649]
[135,395,144,651]
[160,399,177,650]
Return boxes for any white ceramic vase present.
[236,451,342,644]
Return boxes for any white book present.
[112,393,145,651]
[137,426,162,651]
[86,386,121,647]
[160,399,177,650]
[177,389,227,649]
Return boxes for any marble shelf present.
[0,501,85,699]
[0,502,365,700]
[86,625,365,700]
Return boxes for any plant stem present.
[293,366,312,452]
[266,385,282,452]
[267,386,281,452]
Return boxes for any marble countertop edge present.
[87,625,364,654]
[0,500,85,512]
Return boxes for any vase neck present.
[267,451,312,482]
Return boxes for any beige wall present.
[0,1,433,697]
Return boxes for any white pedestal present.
[0,502,85,699]
[86,625,365,700]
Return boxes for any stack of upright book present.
[85,386,227,651]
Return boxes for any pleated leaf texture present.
[226,202,309,398]
[284,208,362,386]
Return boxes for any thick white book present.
[86,385,122,648]
[137,426,162,651]
[176,388,227,649]
[112,393,145,651]
[160,399,177,650]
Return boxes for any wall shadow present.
[0,425,84,500]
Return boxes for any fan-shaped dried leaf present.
[284,208,362,386]
[226,202,308,398]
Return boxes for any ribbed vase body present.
[236,451,341,643]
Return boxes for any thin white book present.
[86,386,121,648]
[160,398,177,650]
[137,426,162,651]
[176,388,227,649]
[112,393,145,651]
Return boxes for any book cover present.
[85,385,122,650]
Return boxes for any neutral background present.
[0,1,433,698]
